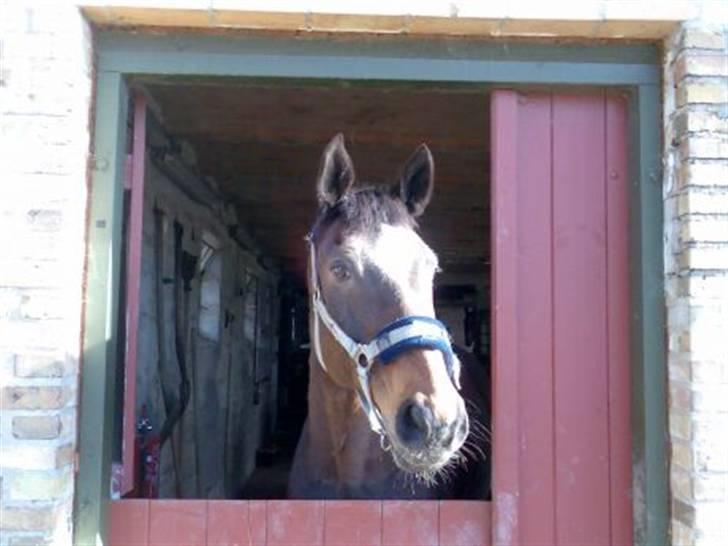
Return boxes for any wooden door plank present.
[206,500,252,546]
[606,94,633,546]
[514,93,557,546]
[121,92,147,496]
[148,500,207,546]
[439,500,491,546]
[490,89,521,546]
[266,500,325,546]
[324,501,382,546]
[552,93,611,545]
[381,501,438,546]
[108,499,149,546]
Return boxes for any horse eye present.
[330,262,351,281]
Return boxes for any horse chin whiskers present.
[387,440,459,485]
[407,455,460,488]
[384,415,485,490]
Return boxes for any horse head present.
[307,134,469,481]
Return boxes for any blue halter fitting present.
[308,239,461,435]
[367,315,458,372]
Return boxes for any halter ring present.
[355,350,370,369]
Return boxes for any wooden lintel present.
[80,6,683,41]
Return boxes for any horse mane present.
[309,186,417,243]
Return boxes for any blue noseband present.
[369,315,457,373]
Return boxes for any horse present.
[289,134,489,499]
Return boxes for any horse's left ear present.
[317,133,356,206]
[398,144,434,217]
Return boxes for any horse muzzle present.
[390,396,469,474]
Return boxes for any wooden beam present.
[81,5,685,40]
[144,82,489,150]
[75,71,128,546]
[630,84,668,546]
[96,33,660,85]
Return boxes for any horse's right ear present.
[317,134,356,206]
[398,144,434,217]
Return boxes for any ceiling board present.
[147,80,490,284]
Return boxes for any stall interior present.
[117,78,492,499]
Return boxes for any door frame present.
[76,31,666,546]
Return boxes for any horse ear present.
[317,134,356,206]
[398,144,434,217]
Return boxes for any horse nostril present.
[408,403,428,431]
[397,400,433,448]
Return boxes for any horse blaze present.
[109,89,631,546]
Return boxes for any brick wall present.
[664,25,728,546]
[0,2,93,545]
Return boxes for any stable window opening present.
[113,78,492,501]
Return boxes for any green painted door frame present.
[76,31,667,546]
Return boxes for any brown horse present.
[289,135,488,499]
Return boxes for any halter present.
[307,236,461,436]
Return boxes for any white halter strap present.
[309,239,386,432]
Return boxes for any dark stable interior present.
[117,77,491,500]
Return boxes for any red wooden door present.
[491,90,632,546]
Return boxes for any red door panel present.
[109,500,492,546]
[491,89,632,546]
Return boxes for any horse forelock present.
[309,186,417,244]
